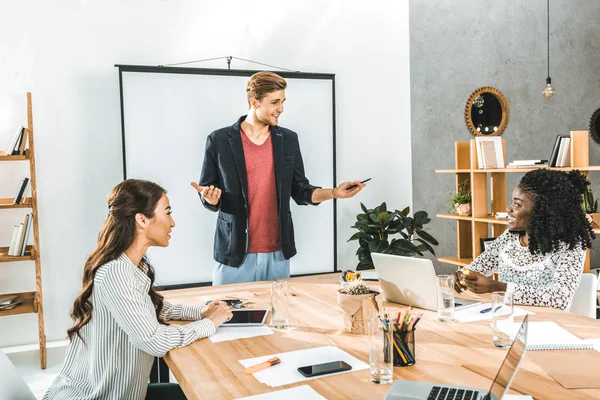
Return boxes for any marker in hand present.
[346,178,371,191]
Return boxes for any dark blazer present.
[199,115,320,267]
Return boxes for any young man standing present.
[192,72,365,285]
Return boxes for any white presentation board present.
[118,66,336,286]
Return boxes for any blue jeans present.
[212,251,290,286]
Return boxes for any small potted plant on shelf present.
[582,185,600,228]
[337,280,380,335]
[348,202,439,271]
[448,181,472,216]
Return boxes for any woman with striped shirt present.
[44,179,232,400]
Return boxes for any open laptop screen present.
[486,315,529,399]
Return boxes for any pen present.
[243,357,281,375]
[346,178,371,191]
[480,306,501,314]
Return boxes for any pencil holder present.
[392,330,415,367]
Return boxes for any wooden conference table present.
[161,273,600,400]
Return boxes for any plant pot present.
[455,203,471,216]
[337,288,381,335]
[586,213,600,228]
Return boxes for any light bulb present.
[542,77,556,98]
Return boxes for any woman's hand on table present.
[462,270,506,294]
[201,301,233,328]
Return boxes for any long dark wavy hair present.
[518,169,595,255]
[67,179,167,341]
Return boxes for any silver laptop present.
[385,315,529,400]
[372,253,480,311]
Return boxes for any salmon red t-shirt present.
[241,129,281,253]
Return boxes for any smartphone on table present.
[297,361,352,377]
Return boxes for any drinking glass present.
[437,275,455,322]
[491,291,514,347]
[270,280,289,329]
[368,317,394,384]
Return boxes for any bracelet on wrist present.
[331,187,337,199]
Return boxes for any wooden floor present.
[161,273,600,400]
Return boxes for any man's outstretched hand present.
[190,182,222,206]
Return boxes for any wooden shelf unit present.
[0,93,46,369]
[0,197,32,209]
[437,131,594,273]
[0,153,29,161]
[0,291,36,317]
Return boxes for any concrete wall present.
[410,0,600,274]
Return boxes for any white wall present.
[0,0,411,347]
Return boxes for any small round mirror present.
[589,108,600,144]
[464,87,509,136]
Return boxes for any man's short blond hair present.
[246,72,287,106]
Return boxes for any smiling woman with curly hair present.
[453,169,595,310]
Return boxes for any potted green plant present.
[582,185,600,228]
[448,181,472,216]
[348,202,439,271]
[337,280,380,334]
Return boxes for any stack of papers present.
[209,326,273,343]
[453,303,532,323]
[495,212,508,220]
[239,346,368,387]
[235,385,326,400]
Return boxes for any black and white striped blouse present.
[44,254,215,400]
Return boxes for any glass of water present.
[437,275,455,322]
[491,291,514,347]
[368,317,394,384]
[270,280,289,329]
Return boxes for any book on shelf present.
[507,162,548,168]
[509,159,548,165]
[20,213,33,256]
[8,224,20,256]
[475,137,504,169]
[17,129,27,155]
[548,134,570,167]
[495,212,508,219]
[557,137,571,167]
[6,126,24,156]
[16,214,30,255]
[13,177,29,205]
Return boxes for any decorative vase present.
[337,288,381,335]
[455,203,471,216]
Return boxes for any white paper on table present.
[503,395,533,400]
[209,326,273,343]
[239,346,369,387]
[234,385,326,400]
[454,303,533,323]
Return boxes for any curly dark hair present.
[518,169,595,255]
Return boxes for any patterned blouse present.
[467,230,585,310]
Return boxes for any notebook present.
[501,321,593,351]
